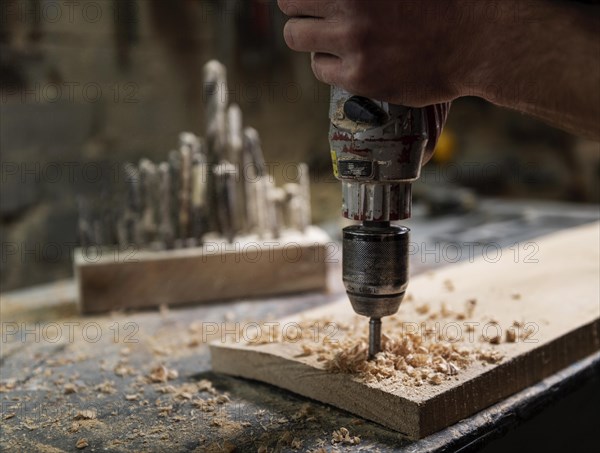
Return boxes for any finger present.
[311,52,343,86]
[284,19,341,55]
[278,0,338,19]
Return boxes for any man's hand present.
[278,0,600,140]
[278,0,474,107]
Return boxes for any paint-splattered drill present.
[329,87,449,359]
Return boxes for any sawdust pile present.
[319,330,505,385]
[324,334,471,385]
[320,301,507,385]
[248,297,514,386]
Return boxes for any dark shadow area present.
[480,373,600,453]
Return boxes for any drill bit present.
[368,318,382,360]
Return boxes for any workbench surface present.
[2,200,599,452]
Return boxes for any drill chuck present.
[343,222,409,319]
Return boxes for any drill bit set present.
[78,61,312,250]
[74,60,328,314]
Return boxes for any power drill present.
[329,87,449,359]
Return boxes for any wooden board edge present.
[418,318,600,437]
[209,342,423,439]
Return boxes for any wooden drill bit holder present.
[75,226,330,314]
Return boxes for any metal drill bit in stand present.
[116,163,143,247]
[242,127,272,238]
[190,146,209,243]
[157,162,174,248]
[213,160,238,243]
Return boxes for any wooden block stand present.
[75,227,330,314]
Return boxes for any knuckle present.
[322,1,341,21]
[283,21,297,49]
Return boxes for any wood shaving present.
[148,365,178,383]
[152,345,171,356]
[428,372,445,385]
[74,409,97,420]
[522,325,536,340]
[197,379,217,394]
[505,327,517,343]
[193,394,229,412]
[193,400,215,412]
[415,304,430,315]
[488,334,502,345]
[296,344,315,357]
[331,427,360,445]
[0,380,17,392]
[94,380,116,394]
[157,405,173,416]
[158,385,176,394]
[188,338,201,347]
[477,349,503,364]
[63,383,77,394]
[76,438,89,449]
[215,395,230,404]
[291,403,313,421]
[114,362,134,377]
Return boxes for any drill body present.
[329,87,448,358]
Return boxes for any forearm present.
[467,1,600,140]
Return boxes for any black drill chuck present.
[343,221,409,358]
[343,222,409,316]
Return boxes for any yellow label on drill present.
[330,150,339,178]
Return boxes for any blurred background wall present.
[1,0,599,291]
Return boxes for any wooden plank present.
[210,222,600,439]
[75,226,330,314]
